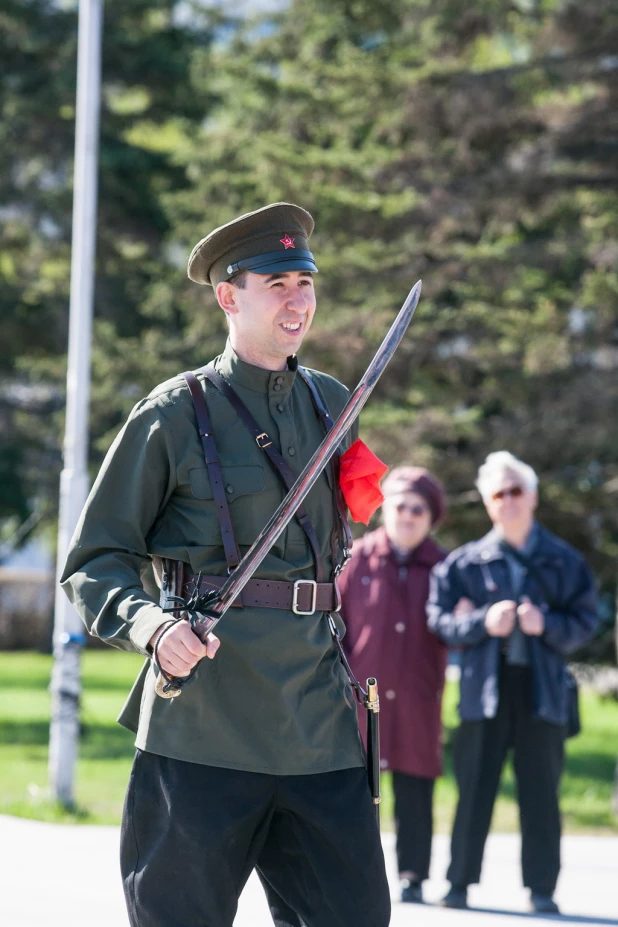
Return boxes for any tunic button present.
[385,689,396,700]
[226,485,234,494]
[288,447,295,456]
[275,376,285,384]
[361,576,371,586]
[395,622,406,633]
[273,384,282,391]
[277,403,284,412]
[380,758,389,770]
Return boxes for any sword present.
[155,279,422,697]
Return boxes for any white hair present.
[476,451,538,500]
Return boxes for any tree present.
[3,0,617,643]
[0,0,219,520]
[154,0,618,611]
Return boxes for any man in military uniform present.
[61,203,391,927]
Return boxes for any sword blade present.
[189,279,422,642]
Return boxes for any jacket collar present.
[366,526,446,568]
[214,339,297,395]
[470,522,561,565]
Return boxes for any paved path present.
[1,816,616,926]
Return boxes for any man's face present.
[483,470,537,533]
[382,491,433,552]
[217,270,316,369]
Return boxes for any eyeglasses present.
[395,502,429,517]
[491,486,524,502]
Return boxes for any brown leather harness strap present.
[180,364,353,618]
[201,363,327,583]
[182,371,241,573]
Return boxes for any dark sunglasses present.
[395,502,429,516]
[491,485,524,502]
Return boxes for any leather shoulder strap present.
[298,368,353,565]
[183,371,240,571]
[200,364,325,583]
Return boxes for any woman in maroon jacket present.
[338,467,448,905]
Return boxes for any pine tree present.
[0,0,218,518]
[160,0,618,606]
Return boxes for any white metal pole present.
[49,0,103,807]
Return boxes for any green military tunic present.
[61,340,364,775]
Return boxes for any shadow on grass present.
[0,719,135,760]
[0,677,51,692]
[0,796,94,824]
[0,676,136,693]
[563,752,616,781]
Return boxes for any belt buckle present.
[292,579,318,616]
[256,432,272,449]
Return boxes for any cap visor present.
[251,258,318,275]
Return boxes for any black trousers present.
[447,664,564,895]
[121,750,391,927]
[392,771,434,880]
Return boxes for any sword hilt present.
[153,588,220,698]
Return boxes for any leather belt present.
[182,573,339,616]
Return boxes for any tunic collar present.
[215,339,297,395]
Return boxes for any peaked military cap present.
[187,202,318,287]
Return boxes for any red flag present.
[339,439,388,525]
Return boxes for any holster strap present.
[184,573,339,616]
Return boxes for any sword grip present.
[152,615,208,699]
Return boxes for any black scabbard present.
[365,677,381,826]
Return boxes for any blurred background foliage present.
[1,0,617,651]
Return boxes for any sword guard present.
[154,672,184,699]
[161,581,221,646]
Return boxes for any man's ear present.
[216,281,239,314]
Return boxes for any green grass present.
[1,651,617,831]
[0,650,143,824]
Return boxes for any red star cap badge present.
[280,234,295,249]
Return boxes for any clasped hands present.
[454,596,544,637]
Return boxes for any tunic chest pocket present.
[189,465,266,501]
[188,463,281,548]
